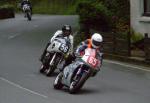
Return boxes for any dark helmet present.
[62,25,72,36]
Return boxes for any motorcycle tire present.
[39,64,46,73]
[27,12,31,21]
[46,65,55,76]
[53,72,64,89]
[69,72,89,94]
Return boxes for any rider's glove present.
[79,51,85,56]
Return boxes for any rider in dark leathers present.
[21,0,32,14]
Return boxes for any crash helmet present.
[91,33,103,48]
[62,25,72,37]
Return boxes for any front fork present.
[74,65,86,82]
[49,53,56,66]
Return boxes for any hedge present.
[76,1,112,33]
[0,4,15,19]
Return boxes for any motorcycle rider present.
[40,25,74,63]
[21,0,32,15]
[63,33,103,76]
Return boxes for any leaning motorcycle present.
[54,48,102,94]
[40,37,70,76]
[23,4,32,21]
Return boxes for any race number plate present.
[87,56,99,68]
[59,44,69,53]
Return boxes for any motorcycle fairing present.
[62,60,83,86]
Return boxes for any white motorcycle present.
[40,37,70,76]
[54,48,102,94]
[23,4,32,21]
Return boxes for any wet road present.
[0,14,150,103]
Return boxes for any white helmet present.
[91,33,103,48]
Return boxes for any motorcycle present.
[23,4,32,21]
[54,48,102,94]
[40,37,70,76]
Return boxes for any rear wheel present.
[54,72,63,89]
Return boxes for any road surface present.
[0,14,150,103]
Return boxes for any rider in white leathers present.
[40,25,74,63]
[50,30,73,53]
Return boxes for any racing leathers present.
[21,0,32,14]
[75,39,103,76]
[40,30,74,62]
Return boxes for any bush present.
[130,29,144,43]
[0,4,15,19]
[76,0,130,34]
[76,1,112,32]
[0,0,78,14]
[0,4,14,9]
[74,31,87,48]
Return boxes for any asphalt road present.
[0,14,150,103]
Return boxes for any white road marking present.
[104,59,150,72]
[8,33,21,39]
[0,77,48,98]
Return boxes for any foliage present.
[100,0,130,20]
[102,0,130,33]
[75,0,131,47]
[74,31,87,48]
[75,0,130,43]
[0,0,78,14]
[0,4,14,9]
[76,1,112,32]
[130,29,144,43]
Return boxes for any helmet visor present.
[92,40,102,47]
[63,30,71,36]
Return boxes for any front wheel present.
[46,66,55,76]
[54,72,64,89]
[26,11,31,21]
[39,64,46,73]
[69,72,89,94]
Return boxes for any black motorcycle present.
[23,4,32,21]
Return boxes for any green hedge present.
[1,0,78,15]
[76,1,112,32]
[0,4,15,19]
[130,29,144,43]
[76,0,130,32]
[75,0,130,44]
[0,4,14,9]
